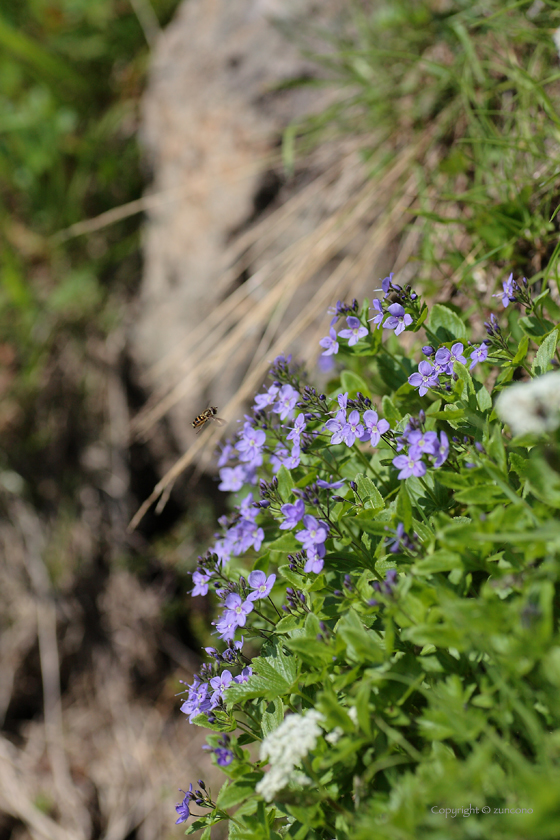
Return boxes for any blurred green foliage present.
[0,0,179,474]
[287,0,560,297]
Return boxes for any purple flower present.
[319,326,339,356]
[287,413,307,444]
[383,303,413,336]
[316,476,345,489]
[296,515,328,550]
[368,299,385,329]
[234,666,252,684]
[432,431,449,467]
[317,354,336,374]
[210,670,233,704]
[180,681,212,722]
[272,384,299,420]
[218,465,247,492]
[492,272,517,307]
[337,392,349,410]
[469,344,489,370]
[215,748,234,767]
[304,549,325,574]
[449,342,467,367]
[392,453,427,479]
[374,273,393,298]
[386,523,407,554]
[175,786,193,824]
[191,569,212,597]
[279,499,305,529]
[433,347,451,375]
[360,409,390,446]
[247,570,276,600]
[224,593,254,628]
[215,612,238,642]
[324,409,347,444]
[253,384,280,411]
[408,430,438,459]
[236,423,266,466]
[372,568,399,596]
[217,441,234,467]
[339,316,368,346]
[408,361,439,396]
[342,409,364,446]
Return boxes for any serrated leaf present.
[225,639,299,704]
[356,473,384,511]
[274,614,301,634]
[427,304,468,343]
[532,328,558,376]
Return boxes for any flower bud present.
[422,345,434,356]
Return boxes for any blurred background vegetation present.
[2,0,560,837]
[0,0,178,503]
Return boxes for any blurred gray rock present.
[130,0,379,454]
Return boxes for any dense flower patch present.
[174,272,560,840]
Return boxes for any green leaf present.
[519,315,556,339]
[521,450,560,508]
[412,302,429,332]
[532,328,558,376]
[337,608,384,664]
[511,334,529,366]
[454,484,508,504]
[267,534,299,553]
[184,813,225,835]
[356,474,384,511]
[260,699,284,737]
[426,304,468,343]
[216,775,263,809]
[476,383,492,412]
[414,551,463,574]
[341,369,370,396]
[382,395,402,425]
[396,483,412,531]
[225,639,299,703]
[276,466,294,503]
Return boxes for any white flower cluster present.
[495,370,560,436]
[256,710,325,802]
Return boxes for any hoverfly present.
[191,406,226,435]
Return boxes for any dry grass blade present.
[0,736,82,840]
